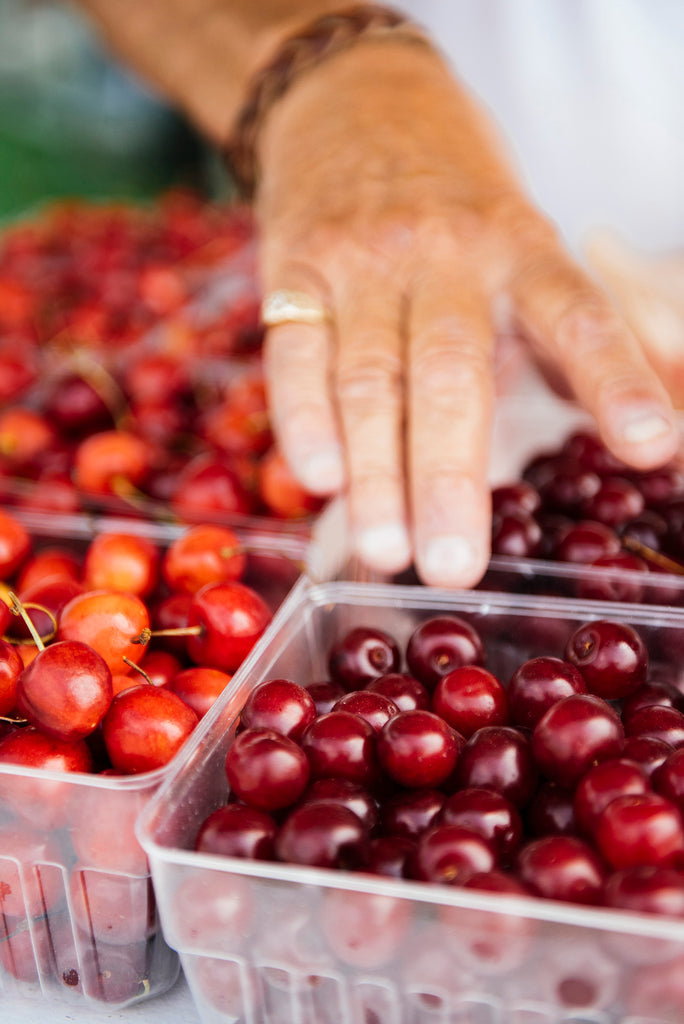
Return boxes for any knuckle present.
[555,299,625,355]
[412,327,491,396]
[336,349,403,406]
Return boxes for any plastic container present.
[139,580,684,1024]
[0,508,309,1010]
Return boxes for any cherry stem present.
[122,656,152,683]
[6,593,56,651]
[0,715,29,726]
[130,625,203,645]
[621,536,684,576]
[110,476,179,524]
[48,340,130,430]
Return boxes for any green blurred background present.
[0,0,226,219]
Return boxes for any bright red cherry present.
[167,666,233,719]
[0,638,23,716]
[162,524,247,594]
[102,684,198,773]
[186,581,272,672]
[0,508,31,575]
[16,639,113,741]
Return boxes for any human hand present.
[256,37,679,587]
[586,231,684,409]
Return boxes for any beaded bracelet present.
[225,4,431,198]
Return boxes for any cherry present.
[327,627,400,690]
[318,889,411,968]
[507,655,586,729]
[58,589,150,674]
[240,678,316,740]
[73,429,150,494]
[170,456,251,518]
[624,705,684,749]
[406,615,485,691]
[516,834,607,904]
[366,835,416,877]
[0,508,30,575]
[186,581,272,672]
[162,523,247,594]
[622,680,684,722]
[16,639,113,741]
[538,459,601,513]
[138,649,182,688]
[574,553,648,603]
[525,781,577,837]
[409,824,496,883]
[167,666,233,719]
[532,694,624,787]
[380,788,446,840]
[43,372,115,437]
[552,520,622,564]
[69,865,155,945]
[150,590,193,656]
[564,619,648,699]
[456,726,538,807]
[299,777,379,832]
[377,709,460,788]
[16,546,81,591]
[439,870,535,975]
[304,678,346,715]
[561,430,627,475]
[225,727,309,810]
[653,747,684,809]
[364,672,430,711]
[301,710,378,787]
[574,757,651,837]
[595,791,684,869]
[0,727,93,827]
[491,510,542,557]
[579,475,645,527]
[432,665,508,737]
[604,864,684,917]
[333,689,398,733]
[622,735,673,778]
[439,787,522,864]
[82,531,160,598]
[0,637,23,715]
[102,684,198,773]
[195,803,277,860]
[275,800,369,869]
[19,575,84,619]
[491,481,541,516]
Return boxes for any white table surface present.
[3,970,201,1024]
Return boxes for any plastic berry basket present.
[0,507,310,1010]
[139,580,684,1024]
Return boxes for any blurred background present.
[0,0,227,219]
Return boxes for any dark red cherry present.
[624,705,684,749]
[365,835,416,878]
[194,804,277,860]
[406,616,485,691]
[301,710,378,787]
[491,511,542,557]
[573,758,650,837]
[595,792,684,870]
[439,787,522,864]
[377,710,461,789]
[491,481,541,517]
[579,476,644,527]
[364,672,430,711]
[225,728,309,811]
[299,777,379,833]
[432,665,508,738]
[380,789,446,840]
[653,748,684,810]
[525,782,577,837]
[516,835,607,905]
[327,627,400,691]
[456,726,537,808]
[564,619,648,699]
[532,694,624,787]
[553,521,622,564]
[240,678,316,740]
[622,735,673,778]
[333,689,398,733]
[275,800,369,869]
[507,656,586,730]
[304,679,346,715]
[410,824,496,883]
[604,864,684,917]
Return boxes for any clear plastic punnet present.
[139,580,684,1024]
[0,507,309,1010]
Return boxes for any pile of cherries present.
[0,507,278,778]
[0,195,323,523]
[488,428,684,601]
[196,613,684,923]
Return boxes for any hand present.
[256,37,679,587]
[586,231,684,408]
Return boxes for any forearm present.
[70,0,345,145]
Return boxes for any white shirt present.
[395,1,684,254]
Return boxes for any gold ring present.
[261,289,331,327]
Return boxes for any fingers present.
[332,271,411,574]
[261,275,345,497]
[408,269,494,588]
[511,242,680,470]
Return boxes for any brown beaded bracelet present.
[225,4,431,198]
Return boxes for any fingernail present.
[620,410,673,444]
[299,449,345,493]
[422,535,480,586]
[356,523,411,573]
